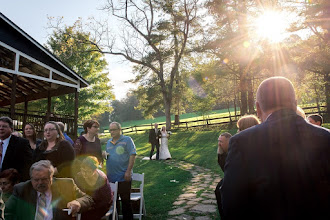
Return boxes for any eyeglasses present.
[44,128,57,133]
[0,125,10,129]
[32,177,50,183]
[92,126,99,128]
[109,129,119,132]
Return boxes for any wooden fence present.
[118,105,327,135]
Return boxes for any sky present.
[1,0,136,100]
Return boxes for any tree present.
[83,0,201,130]
[45,21,114,120]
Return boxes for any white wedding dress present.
[151,131,171,160]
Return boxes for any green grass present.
[132,159,192,219]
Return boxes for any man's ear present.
[256,102,262,119]
[316,121,321,126]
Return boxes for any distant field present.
[102,108,239,132]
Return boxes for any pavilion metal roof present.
[0,12,89,107]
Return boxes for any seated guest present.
[23,123,42,151]
[237,115,260,132]
[307,114,323,126]
[57,122,74,146]
[0,116,32,181]
[34,121,75,178]
[5,160,94,220]
[74,120,103,164]
[11,131,22,138]
[74,156,113,220]
[0,168,19,202]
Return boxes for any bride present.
[152,126,171,160]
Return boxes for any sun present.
[253,10,290,43]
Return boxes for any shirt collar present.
[0,135,11,145]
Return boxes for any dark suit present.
[1,135,32,181]
[221,109,330,220]
[149,128,161,160]
[5,178,94,220]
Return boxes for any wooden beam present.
[10,74,17,119]
[74,90,79,139]
[0,86,76,107]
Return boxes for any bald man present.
[220,77,330,220]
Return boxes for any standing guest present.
[34,121,75,178]
[23,123,42,151]
[0,168,19,202]
[237,115,260,132]
[307,114,323,126]
[74,120,103,164]
[214,132,231,218]
[74,156,113,220]
[106,122,136,220]
[5,160,94,220]
[149,123,161,160]
[220,77,330,220]
[57,122,74,146]
[0,116,32,181]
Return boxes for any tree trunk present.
[247,77,254,114]
[164,98,172,130]
[240,75,248,116]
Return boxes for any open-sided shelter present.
[0,13,89,137]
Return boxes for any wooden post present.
[45,92,51,122]
[23,98,28,129]
[10,75,17,120]
[74,90,79,139]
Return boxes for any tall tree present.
[85,0,201,130]
[45,21,114,120]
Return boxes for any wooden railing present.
[118,105,327,135]
[0,108,75,137]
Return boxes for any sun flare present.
[254,10,290,43]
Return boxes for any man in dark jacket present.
[0,116,32,181]
[5,160,94,220]
[221,77,330,220]
[149,123,161,160]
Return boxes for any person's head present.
[296,106,306,119]
[43,121,64,143]
[256,77,297,122]
[307,114,323,126]
[30,160,54,193]
[56,122,65,133]
[83,120,100,136]
[218,132,232,153]
[0,116,13,140]
[0,168,20,194]
[237,115,260,132]
[23,123,37,142]
[11,131,23,138]
[109,122,121,139]
[154,123,158,129]
[80,156,99,180]
[161,126,166,132]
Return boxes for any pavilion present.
[0,13,89,137]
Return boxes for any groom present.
[149,123,161,160]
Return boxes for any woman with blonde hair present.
[33,121,75,178]
[237,115,260,132]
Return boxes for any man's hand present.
[124,170,132,182]
[67,200,81,217]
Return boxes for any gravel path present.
[163,159,221,220]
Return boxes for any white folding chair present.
[131,173,146,220]
[102,181,118,220]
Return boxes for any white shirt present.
[35,190,53,220]
[0,135,11,170]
